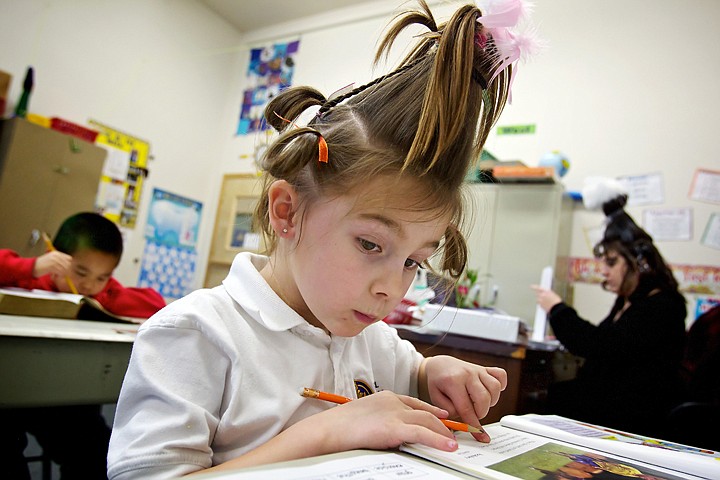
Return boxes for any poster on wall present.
[642,207,692,242]
[616,172,664,206]
[145,188,202,249]
[90,119,150,228]
[138,240,198,301]
[139,188,203,300]
[237,40,300,135]
[701,212,720,250]
[568,258,720,296]
[689,168,720,204]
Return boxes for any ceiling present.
[198,0,384,33]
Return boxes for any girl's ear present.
[267,180,298,237]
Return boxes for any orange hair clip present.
[318,134,328,163]
[273,111,328,164]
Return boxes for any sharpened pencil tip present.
[467,425,485,434]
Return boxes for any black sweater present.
[547,289,686,435]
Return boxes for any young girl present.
[109,1,534,477]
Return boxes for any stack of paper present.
[414,303,520,343]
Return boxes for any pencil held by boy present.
[0,211,165,318]
[108,1,538,477]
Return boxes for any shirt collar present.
[223,252,307,332]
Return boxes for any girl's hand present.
[531,285,562,313]
[311,390,459,453]
[33,251,72,278]
[420,356,507,442]
[204,391,460,472]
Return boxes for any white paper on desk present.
[531,266,553,342]
[215,451,462,479]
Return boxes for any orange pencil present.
[301,387,486,434]
[41,232,79,295]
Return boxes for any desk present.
[395,327,562,424]
[0,315,138,408]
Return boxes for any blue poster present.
[138,240,198,300]
[145,188,202,249]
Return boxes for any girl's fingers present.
[396,394,449,418]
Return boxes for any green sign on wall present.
[497,124,536,135]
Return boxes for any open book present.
[0,287,144,324]
[401,414,718,480]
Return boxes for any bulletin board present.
[90,119,150,228]
[204,174,265,287]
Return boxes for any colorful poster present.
[695,297,720,320]
[237,40,300,135]
[145,188,202,249]
[568,258,720,295]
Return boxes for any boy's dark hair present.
[53,212,124,260]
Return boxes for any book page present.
[0,287,84,304]
[201,451,465,479]
[499,415,718,479]
[401,425,701,480]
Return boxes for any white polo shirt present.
[108,252,423,480]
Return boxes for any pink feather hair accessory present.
[475,0,543,95]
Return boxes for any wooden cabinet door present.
[0,119,106,256]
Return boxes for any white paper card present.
[531,266,553,342]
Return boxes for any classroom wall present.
[223,0,720,324]
[1,1,718,319]
[0,0,244,288]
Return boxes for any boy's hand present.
[420,355,507,442]
[33,251,72,278]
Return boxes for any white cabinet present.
[464,183,573,326]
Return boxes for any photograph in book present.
[401,425,703,480]
[498,414,719,479]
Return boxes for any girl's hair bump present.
[254,0,538,280]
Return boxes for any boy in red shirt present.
[0,212,165,479]
[0,212,165,318]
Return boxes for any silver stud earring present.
[282,228,288,234]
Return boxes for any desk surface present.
[394,324,559,360]
[0,314,138,342]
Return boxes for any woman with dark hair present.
[532,178,686,438]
